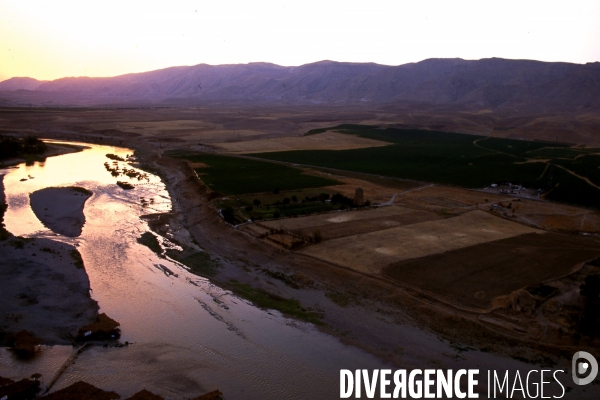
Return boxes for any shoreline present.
[12,134,595,362]
[0,135,595,398]
[0,169,100,347]
[146,145,600,361]
[0,142,85,168]
[29,186,92,237]
[146,150,555,363]
[0,173,7,239]
[19,134,589,362]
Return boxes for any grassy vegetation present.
[526,147,595,160]
[69,249,85,269]
[105,153,125,161]
[51,142,86,151]
[259,268,304,289]
[116,181,135,190]
[304,127,329,136]
[10,237,26,249]
[325,291,357,308]
[543,167,600,208]
[137,232,162,255]
[556,154,600,187]
[166,249,219,277]
[168,152,338,195]
[0,202,9,241]
[69,186,92,196]
[216,192,365,224]
[252,125,600,208]
[255,130,546,188]
[217,196,335,224]
[225,279,324,325]
[475,137,561,157]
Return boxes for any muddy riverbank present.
[0,174,99,346]
[29,186,92,237]
[1,141,394,399]
[1,134,593,398]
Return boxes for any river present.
[0,142,386,399]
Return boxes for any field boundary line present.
[554,164,600,190]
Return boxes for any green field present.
[475,137,563,157]
[253,125,547,188]
[525,147,595,160]
[250,125,600,208]
[215,192,351,224]
[542,166,600,208]
[169,153,338,195]
[555,154,600,187]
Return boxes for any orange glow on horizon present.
[1,0,599,82]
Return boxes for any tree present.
[221,206,238,225]
[331,193,353,206]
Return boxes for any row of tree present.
[0,135,47,160]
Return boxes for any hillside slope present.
[1,58,598,111]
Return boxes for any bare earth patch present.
[300,210,541,275]
[259,205,415,231]
[29,187,92,237]
[397,185,507,209]
[292,211,446,240]
[383,232,600,310]
[490,197,600,233]
[0,237,98,344]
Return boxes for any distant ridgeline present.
[1,58,599,113]
[0,135,47,161]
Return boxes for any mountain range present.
[1,58,599,112]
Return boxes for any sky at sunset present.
[1,0,599,82]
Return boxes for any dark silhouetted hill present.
[0,58,599,112]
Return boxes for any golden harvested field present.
[292,211,445,240]
[91,120,272,143]
[213,131,392,153]
[259,205,416,231]
[393,185,600,234]
[491,198,600,233]
[383,232,600,310]
[396,185,507,210]
[300,210,540,275]
[316,174,422,204]
[93,120,218,134]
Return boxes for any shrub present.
[221,206,239,225]
[331,193,354,206]
[312,230,323,243]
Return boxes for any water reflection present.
[0,142,385,399]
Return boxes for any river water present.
[0,143,386,399]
